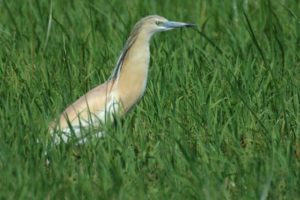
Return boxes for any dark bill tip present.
[184,23,197,28]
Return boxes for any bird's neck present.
[113,33,151,111]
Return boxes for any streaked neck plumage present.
[111,28,153,112]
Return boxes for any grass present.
[0,0,299,199]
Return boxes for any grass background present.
[0,0,299,199]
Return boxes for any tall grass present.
[0,0,299,199]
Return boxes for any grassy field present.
[0,0,299,199]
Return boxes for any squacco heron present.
[50,15,195,143]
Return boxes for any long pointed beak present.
[163,21,196,29]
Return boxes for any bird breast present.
[115,46,150,112]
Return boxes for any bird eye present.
[155,21,163,26]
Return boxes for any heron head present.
[137,15,196,36]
